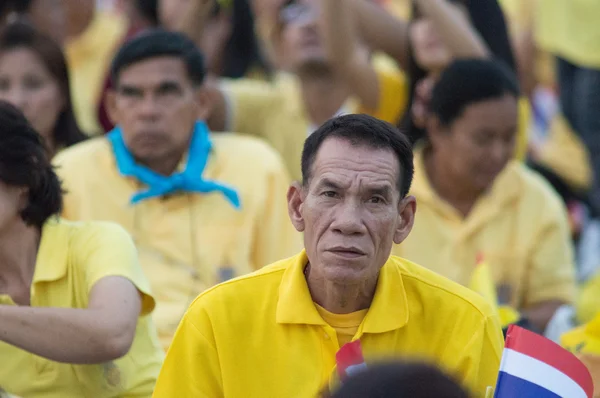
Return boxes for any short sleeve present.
[221,78,280,137]
[355,64,408,124]
[73,222,155,315]
[154,308,223,397]
[525,199,577,306]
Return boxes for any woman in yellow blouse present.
[0,101,163,397]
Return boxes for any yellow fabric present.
[537,114,593,192]
[53,133,301,350]
[154,250,504,398]
[393,147,577,309]
[535,0,600,69]
[314,304,368,347]
[65,11,127,135]
[577,273,600,325]
[469,258,500,314]
[0,219,163,398]
[223,65,408,181]
[515,97,531,161]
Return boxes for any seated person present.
[0,101,163,397]
[0,22,87,158]
[392,59,576,333]
[154,114,504,398]
[207,0,411,181]
[53,30,300,350]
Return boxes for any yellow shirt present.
[393,148,577,309]
[315,304,368,347]
[535,0,600,69]
[0,219,163,398]
[154,250,504,398]
[223,66,408,181]
[65,11,127,135]
[53,133,302,350]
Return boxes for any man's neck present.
[298,73,350,128]
[0,221,40,290]
[305,263,378,314]
[424,149,480,217]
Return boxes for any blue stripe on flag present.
[495,372,561,398]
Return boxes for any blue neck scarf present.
[107,121,241,208]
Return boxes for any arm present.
[0,276,140,364]
[154,315,223,397]
[321,0,379,109]
[414,0,488,59]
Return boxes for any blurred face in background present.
[427,93,518,194]
[26,0,66,44]
[277,0,328,74]
[0,47,64,143]
[107,56,210,171]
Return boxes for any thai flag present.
[495,325,594,398]
[336,340,367,381]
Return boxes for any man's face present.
[108,56,207,166]
[277,0,328,73]
[429,94,518,193]
[288,137,416,284]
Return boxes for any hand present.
[411,76,435,129]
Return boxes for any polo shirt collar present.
[32,218,69,283]
[276,250,410,334]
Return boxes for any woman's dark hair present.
[330,361,469,398]
[0,100,62,228]
[429,58,520,127]
[135,0,159,26]
[217,0,273,79]
[401,0,517,144]
[0,22,87,150]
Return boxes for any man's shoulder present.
[210,132,289,173]
[54,137,112,168]
[502,162,567,213]
[392,256,497,319]
[186,255,294,314]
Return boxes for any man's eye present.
[323,191,337,198]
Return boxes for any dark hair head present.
[402,0,517,143]
[330,361,470,398]
[0,0,33,16]
[135,0,159,26]
[0,100,62,228]
[302,114,414,198]
[111,29,206,87]
[0,22,87,149]
[430,58,520,127]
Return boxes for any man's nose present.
[330,201,366,235]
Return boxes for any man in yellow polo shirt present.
[204,0,407,181]
[0,101,162,397]
[392,60,576,333]
[54,30,301,350]
[154,114,504,398]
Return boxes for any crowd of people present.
[0,0,598,397]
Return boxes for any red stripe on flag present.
[336,340,365,380]
[504,325,593,396]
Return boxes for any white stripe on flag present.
[500,349,587,398]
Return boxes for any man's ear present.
[105,90,119,126]
[195,86,214,121]
[393,195,416,244]
[287,181,306,232]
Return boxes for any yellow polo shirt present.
[393,148,577,309]
[154,250,504,398]
[54,133,302,350]
[223,65,408,181]
[0,218,163,398]
[65,10,127,135]
[535,0,600,69]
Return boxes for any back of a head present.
[429,58,520,127]
[302,114,414,198]
[135,0,159,26]
[110,28,205,86]
[0,100,62,228]
[330,361,470,398]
